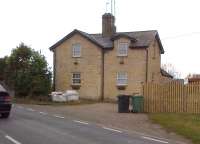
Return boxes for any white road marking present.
[142,136,169,143]
[5,135,22,144]
[102,127,122,133]
[73,120,89,125]
[39,112,47,115]
[27,108,35,112]
[53,115,65,119]
[107,125,173,143]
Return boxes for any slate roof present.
[49,29,164,54]
[161,69,173,78]
[89,33,113,48]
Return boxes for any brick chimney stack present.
[102,13,116,37]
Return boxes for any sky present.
[0,0,200,78]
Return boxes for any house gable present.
[50,29,103,51]
[54,32,103,100]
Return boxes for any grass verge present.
[149,113,200,144]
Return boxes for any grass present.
[13,97,97,106]
[149,113,200,144]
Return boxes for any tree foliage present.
[0,57,7,80]
[2,43,52,98]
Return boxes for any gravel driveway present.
[19,103,191,144]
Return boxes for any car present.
[0,84,12,118]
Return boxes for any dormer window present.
[117,42,128,56]
[72,43,81,57]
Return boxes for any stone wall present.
[104,38,147,100]
[54,33,103,100]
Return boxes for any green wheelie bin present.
[131,96,144,113]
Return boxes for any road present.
[0,105,182,144]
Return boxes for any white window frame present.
[72,72,81,85]
[72,43,81,57]
[117,42,128,56]
[117,72,128,86]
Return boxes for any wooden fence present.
[143,82,200,113]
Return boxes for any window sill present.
[72,56,81,58]
[116,85,127,90]
[71,84,81,90]
[117,55,128,57]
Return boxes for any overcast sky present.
[0,0,200,78]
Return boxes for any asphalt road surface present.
[0,105,185,144]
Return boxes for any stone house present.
[49,13,173,101]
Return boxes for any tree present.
[0,57,8,81]
[4,43,52,98]
[161,63,181,79]
[29,51,52,97]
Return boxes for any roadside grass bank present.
[13,97,97,106]
[149,113,200,144]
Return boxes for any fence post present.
[184,85,187,113]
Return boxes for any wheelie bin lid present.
[118,95,131,97]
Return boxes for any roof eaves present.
[161,69,173,78]
[77,30,104,48]
[155,32,165,54]
[49,29,104,51]
[49,29,79,51]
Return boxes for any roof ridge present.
[117,30,157,33]
[89,33,102,35]
[89,30,157,35]
[75,29,90,35]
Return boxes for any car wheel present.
[1,113,10,118]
